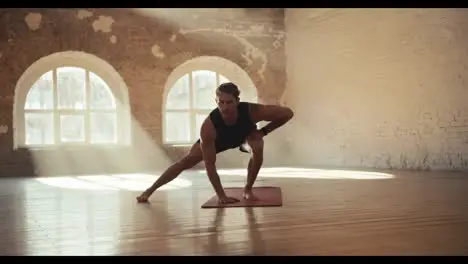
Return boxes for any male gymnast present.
[137,82,294,204]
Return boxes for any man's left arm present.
[249,103,294,136]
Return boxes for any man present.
[137,82,294,204]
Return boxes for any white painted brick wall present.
[284,8,468,171]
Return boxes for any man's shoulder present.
[240,101,262,108]
[242,101,262,111]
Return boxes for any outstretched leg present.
[137,143,203,203]
[243,133,264,201]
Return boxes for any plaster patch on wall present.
[249,24,265,33]
[92,15,114,33]
[272,31,286,49]
[178,28,268,82]
[278,91,290,106]
[237,36,267,82]
[170,34,177,42]
[25,13,42,31]
[0,125,8,135]
[77,9,94,20]
[170,52,193,66]
[258,96,281,105]
[110,35,117,44]
[151,44,165,59]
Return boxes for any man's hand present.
[218,196,240,204]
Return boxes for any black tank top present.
[209,102,256,151]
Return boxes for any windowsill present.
[15,143,193,151]
[14,144,131,151]
[163,143,193,148]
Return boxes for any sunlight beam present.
[36,173,192,191]
[198,167,395,180]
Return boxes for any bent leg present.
[137,143,203,203]
[244,134,264,200]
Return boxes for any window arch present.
[13,51,131,148]
[163,56,257,145]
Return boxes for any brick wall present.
[0,8,287,177]
[284,8,468,171]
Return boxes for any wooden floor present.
[1,167,468,256]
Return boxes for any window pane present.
[166,74,190,110]
[90,113,117,144]
[193,70,217,110]
[25,71,54,110]
[195,113,208,140]
[57,67,86,110]
[60,115,85,142]
[218,74,230,86]
[89,72,116,109]
[165,112,191,143]
[25,113,54,145]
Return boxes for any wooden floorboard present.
[0,167,468,255]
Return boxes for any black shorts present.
[195,138,247,153]
[196,128,256,153]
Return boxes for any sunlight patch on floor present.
[202,167,394,180]
[35,173,192,191]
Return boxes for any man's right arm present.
[200,119,227,199]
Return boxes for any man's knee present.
[178,144,203,169]
[178,153,202,170]
[247,138,264,159]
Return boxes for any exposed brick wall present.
[284,8,468,171]
[0,8,286,177]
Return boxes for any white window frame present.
[164,71,229,145]
[162,56,258,147]
[13,51,132,149]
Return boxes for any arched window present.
[13,51,131,148]
[164,70,230,144]
[163,56,257,145]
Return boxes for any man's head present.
[216,82,240,117]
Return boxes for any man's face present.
[216,92,239,118]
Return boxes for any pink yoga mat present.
[201,186,283,208]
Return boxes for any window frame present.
[163,70,228,146]
[13,51,132,149]
[162,56,258,147]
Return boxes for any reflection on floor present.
[1,167,468,255]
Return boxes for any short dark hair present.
[216,82,240,99]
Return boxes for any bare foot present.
[136,189,152,203]
[243,189,259,201]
